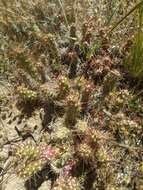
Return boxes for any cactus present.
[17,86,38,102]
[13,141,44,180]
[105,89,131,111]
[102,69,121,96]
[68,52,79,79]
[58,76,70,98]
[40,145,59,162]
[50,145,74,174]
[36,62,47,83]
[62,159,76,177]
[39,82,57,102]
[51,126,71,142]
[77,142,93,161]
[17,160,43,179]
[32,32,60,65]
[15,51,39,79]
[82,19,93,44]
[50,118,72,142]
[65,92,80,127]
[81,83,93,109]
[74,76,87,91]
[75,119,88,135]
[14,141,40,159]
[53,176,81,190]
[45,33,60,65]
[96,146,110,162]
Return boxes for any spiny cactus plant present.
[96,145,111,162]
[57,76,70,98]
[105,89,132,111]
[108,112,142,145]
[53,176,82,190]
[33,32,60,65]
[65,92,80,127]
[49,118,72,143]
[17,160,43,179]
[39,82,58,103]
[51,124,72,143]
[14,50,39,80]
[77,142,94,161]
[50,143,74,174]
[36,62,47,83]
[75,119,88,135]
[102,69,121,96]
[17,86,38,103]
[74,76,87,91]
[12,141,44,180]
[62,159,76,177]
[84,127,98,143]
[68,51,79,79]
[81,82,94,109]
[40,145,59,162]
[14,141,40,159]
[85,56,113,81]
[45,33,61,65]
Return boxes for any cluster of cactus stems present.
[13,73,107,185]
[84,55,113,82]
[13,142,75,180]
[17,86,38,102]
[13,141,67,180]
[12,139,78,180]
[10,86,142,189]
[1,1,143,190]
